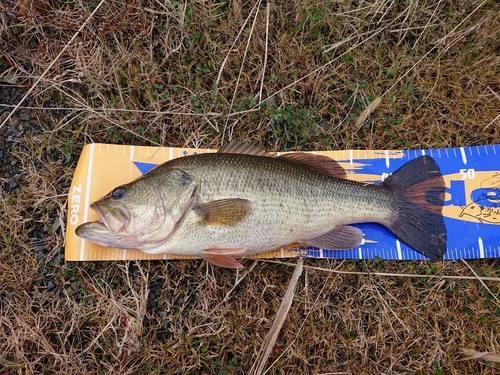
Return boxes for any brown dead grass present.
[1,0,500,374]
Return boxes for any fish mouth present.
[89,201,129,233]
[75,203,135,248]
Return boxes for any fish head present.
[76,168,198,250]
[459,202,484,219]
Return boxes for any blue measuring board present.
[66,144,500,261]
[303,145,500,260]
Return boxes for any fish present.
[75,141,447,268]
[459,201,500,224]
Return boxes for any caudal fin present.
[383,156,447,260]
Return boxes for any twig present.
[222,1,261,143]
[259,259,500,282]
[215,1,260,88]
[250,258,304,375]
[439,112,464,127]
[460,259,500,309]
[221,260,258,304]
[258,0,270,103]
[78,268,107,299]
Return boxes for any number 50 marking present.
[460,168,475,180]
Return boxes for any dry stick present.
[483,114,500,130]
[354,96,382,131]
[260,259,500,282]
[258,0,270,103]
[439,112,464,127]
[459,348,500,363]
[488,86,500,100]
[221,260,258,304]
[322,30,373,53]
[0,0,107,131]
[263,268,348,374]
[215,1,259,88]
[412,0,444,49]
[222,2,261,143]
[460,259,500,309]
[250,258,304,375]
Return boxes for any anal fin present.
[305,226,363,250]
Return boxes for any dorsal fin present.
[279,153,347,179]
[218,141,274,157]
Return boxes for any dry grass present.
[1,0,500,374]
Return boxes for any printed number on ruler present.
[460,168,475,180]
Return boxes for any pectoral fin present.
[195,199,251,226]
[305,226,363,250]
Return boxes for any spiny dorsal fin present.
[194,198,251,226]
[280,153,347,179]
[218,141,274,157]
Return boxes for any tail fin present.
[383,156,447,260]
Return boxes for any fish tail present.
[382,156,447,260]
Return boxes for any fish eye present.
[111,186,126,199]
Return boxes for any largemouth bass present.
[76,141,447,268]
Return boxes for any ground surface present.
[1,1,500,374]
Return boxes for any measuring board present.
[65,144,500,262]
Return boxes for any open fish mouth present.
[89,202,129,233]
[75,207,133,248]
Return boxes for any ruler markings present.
[460,147,467,165]
[478,237,485,259]
[396,240,403,260]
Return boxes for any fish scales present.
[152,153,395,256]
